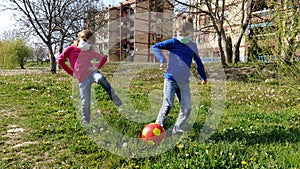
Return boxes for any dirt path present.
[0,66,258,82]
[0,68,50,76]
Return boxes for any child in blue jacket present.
[152,14,207,135]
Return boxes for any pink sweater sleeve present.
[97,57,108,69]
[57,46,74,76]
[90,51,108,69]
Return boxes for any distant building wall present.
[95,0,174,62]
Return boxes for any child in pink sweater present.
[58,30,121,124]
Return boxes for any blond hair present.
[174,14,194,35]
[72,30,94,47]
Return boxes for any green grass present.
[0,62,299,168]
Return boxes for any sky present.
[103,0,123,6]
[0,0,16,33]
[0,0,123,35]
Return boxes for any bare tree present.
[6,0,93,73]
[52,0,87,55]
[173,0,257,65]
[0,28,28,41]
[84,0,107,32]
[231,0,254,63]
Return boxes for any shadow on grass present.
[199,124,300,145]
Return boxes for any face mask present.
[177,34,192,44]
[78,39,91,51]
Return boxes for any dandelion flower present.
[241,160,247,165]
[177,144,184,149]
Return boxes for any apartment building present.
[189,0,249,61]
[189,0,299,62]
[95,0,174,62]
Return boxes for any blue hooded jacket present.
[152,38,207,83]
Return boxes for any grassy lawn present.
[0,62,299,168]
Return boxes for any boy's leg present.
[93,71,122,106]
[156,79,177,126]
[79,76,92,124]
[172,108,192,135]
[172,82,192,135]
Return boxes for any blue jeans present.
[78,70,114,124]
[155,78,192,134]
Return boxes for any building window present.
[130,8,134,15]
[214,33,218,42]
[130,32,134,39]
[129,43,134,50]
[216,10,229,20]
[205,17,211,24]
[130,20,134,27]
[198,34,205,43]
[213,51,220,57]
[104,33,108,39]
[157,6,163,12]
[224,10,229,20]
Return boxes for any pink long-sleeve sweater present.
[57,46,107,83]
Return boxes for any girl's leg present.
[79,76,92,124]
[156,79,177,126]
[93,71,122,106]
[172,82,192,135]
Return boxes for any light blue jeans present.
[78,70,114,124]
[155,78,192,134]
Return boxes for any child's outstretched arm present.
[193,52,207,84]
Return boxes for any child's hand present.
[201,80,207,85]
[159,63,167,70]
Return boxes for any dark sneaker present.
[111,94,122,106]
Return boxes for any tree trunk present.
[50,55,57,74]
[234,34,243,63]
[234,46,240,63]
[218,36,226,65]
[218,28,227,65]
[226,36,233,63]
[48,46,56,74]
[20,63,25,69]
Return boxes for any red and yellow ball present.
[141,123,165,145]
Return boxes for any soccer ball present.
[141,123,165,145]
